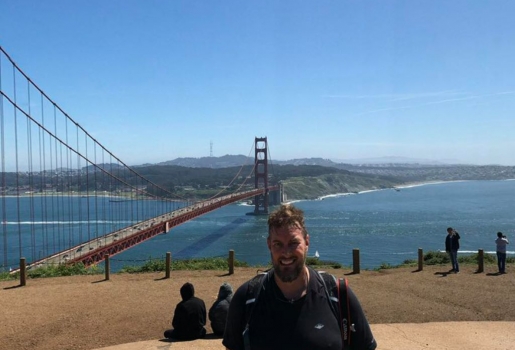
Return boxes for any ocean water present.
[110,180,515,271]
[2,180,515,271]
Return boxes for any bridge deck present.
[19,187,277,272]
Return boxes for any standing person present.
[495,232,509,274]
[164,282,207,341]
[223,204,377,350]
[209,282,234,337]
[445,227,461,273]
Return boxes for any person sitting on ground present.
[209,282,234,337]
[164,282,207,341]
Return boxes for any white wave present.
[357,189,381,194]
[318,192,355,200]
[475,250,515,255]
[443,249,515,255]
[396,180,468,190]
[282,199,306,204]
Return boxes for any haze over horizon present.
[2,1,515,167]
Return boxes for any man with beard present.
[223,204,376,350]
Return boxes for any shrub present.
[22,263,102,279]
[376,262,394,270]
[118,256,250,274]
[423,251,449,265]
[306,257,343,269]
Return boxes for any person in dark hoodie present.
[209,282,234,337]
[164,282,207,340]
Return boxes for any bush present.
[306,257,343,269]
[118,256,250,274]
[0,271,16,281]
[376,262,395,270]
[20,263,101,279]
[423,251,450,265]
[415,250,501,267]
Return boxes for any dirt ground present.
[1,264,514,350]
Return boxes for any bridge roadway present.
[22,187,277,271]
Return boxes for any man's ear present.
[305,234,310,247]
[267,235,271,250]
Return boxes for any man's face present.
[267,224,309,283]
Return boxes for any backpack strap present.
[338,277,351,348]
[245,269,351,350]
[243,270,270,350]
[318,271,351,349]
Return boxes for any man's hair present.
[268,204,308,238]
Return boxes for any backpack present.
[243,269,351,350]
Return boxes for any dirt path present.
[1,265,514,350]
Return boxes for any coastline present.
[313,178,515,201]
[314,180,452,201]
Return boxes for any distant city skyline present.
[1,1,515,167]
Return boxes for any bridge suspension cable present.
[0,47,187,271]
[0,47,278,272]
[206,140,258,200]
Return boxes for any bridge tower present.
[253,137,269,215]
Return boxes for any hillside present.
[281,172,400,200]
[4,155,515,201]
[151,155,515,183]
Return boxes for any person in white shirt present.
[495,232,509,274]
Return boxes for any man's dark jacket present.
[445,231,461,252]
[171,282,207,340]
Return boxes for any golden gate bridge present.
[0,46,280,273]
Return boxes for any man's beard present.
[272,255,306,283]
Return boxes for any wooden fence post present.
[352,248,360,274]
[20,257,26,286]
[477,249,484,273]
[165,252,171,279]
[105,254,110,281]
[418,248,424,271]
[228,249,235,275]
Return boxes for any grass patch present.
[306,257,344,269]
[118,256,250,274]
[1,263,102,281]
[3,252,513,279]
[380,250,514,270]
[375,262,395,270]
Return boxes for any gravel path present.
[1,265,513,350]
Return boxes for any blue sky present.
[1,1,515,166]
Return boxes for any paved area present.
[95,322,515,350]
